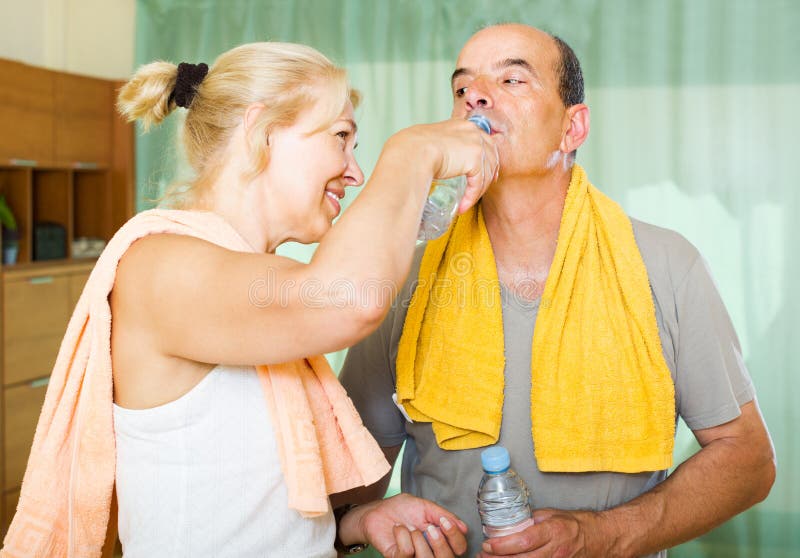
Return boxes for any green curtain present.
[134,1,799,556]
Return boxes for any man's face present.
[451,25,568,179]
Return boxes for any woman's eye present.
[454,87,467,97]
[505,78,521,85]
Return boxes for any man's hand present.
[340,493,469,557]
[477,509,610,558]
[480,401,775,558]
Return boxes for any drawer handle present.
[28,276,54,285]
[29,377,50,388]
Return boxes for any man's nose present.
[464,78,493,111]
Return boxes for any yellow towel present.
[397,165,675,473]
[2,209,389,558]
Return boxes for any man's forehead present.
[456,25,555,69]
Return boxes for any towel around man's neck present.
[396,165,675,473]
[1,209,389,558]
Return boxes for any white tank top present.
[113,365,336,558]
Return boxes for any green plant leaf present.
[0,195,18,231]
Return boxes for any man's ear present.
[560,103,590,153]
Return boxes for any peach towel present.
[1,209,389,558]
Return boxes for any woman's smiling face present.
[260,98,363,244]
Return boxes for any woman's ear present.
[243,102,270,146]
[243,102,266,132]
[242,102,271,174]
[560,103,590,154]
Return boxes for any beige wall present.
[0,0,135,79]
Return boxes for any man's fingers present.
[531,508,558,523]
[481,523,546,556]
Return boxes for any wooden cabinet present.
[0,163,128,265]
[54,73,113,165]
[4,379,49,490]
[0,59,133,267]
[0,58,134,541]
[0,62,55,163]
[2,490,18,536]
[3,274,71,386]
[0,262,96,536]
[69,270,91,309]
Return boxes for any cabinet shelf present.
[1,165,119,265]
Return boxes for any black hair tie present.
[170,62,209,109]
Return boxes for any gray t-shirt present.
[339,218,755,558]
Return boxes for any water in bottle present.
[476,445,534,538]
[417,114,492,241]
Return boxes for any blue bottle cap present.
[481,445,510,473]
[468,114,492,135]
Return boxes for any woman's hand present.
[388,118,499,215]
[339,493,469,557]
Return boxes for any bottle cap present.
[481,445,510,473]
[468,114,492,135]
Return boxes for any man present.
[337,23,775,557]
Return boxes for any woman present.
[2,42,496,558]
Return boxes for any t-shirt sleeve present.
[673,254,756,430]
[339,302,408,448]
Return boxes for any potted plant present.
[0,195,19,264]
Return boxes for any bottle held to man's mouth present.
[417,114,492,241]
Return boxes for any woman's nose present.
[344,156,364,187]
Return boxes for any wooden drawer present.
[3,275,70,385]
[68,270,90,311]
[3,490,20,538]
[4,379,48,490]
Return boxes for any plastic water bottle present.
[477,446,534,538]
[417,114,492,241]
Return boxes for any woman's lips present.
[325,190,341,215]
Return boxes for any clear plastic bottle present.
[417,114,492,241]
[477,446,534,538]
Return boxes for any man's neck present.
[482,170,571,300]
[483,171,570,245]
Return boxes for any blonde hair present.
[117,42,360,207]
